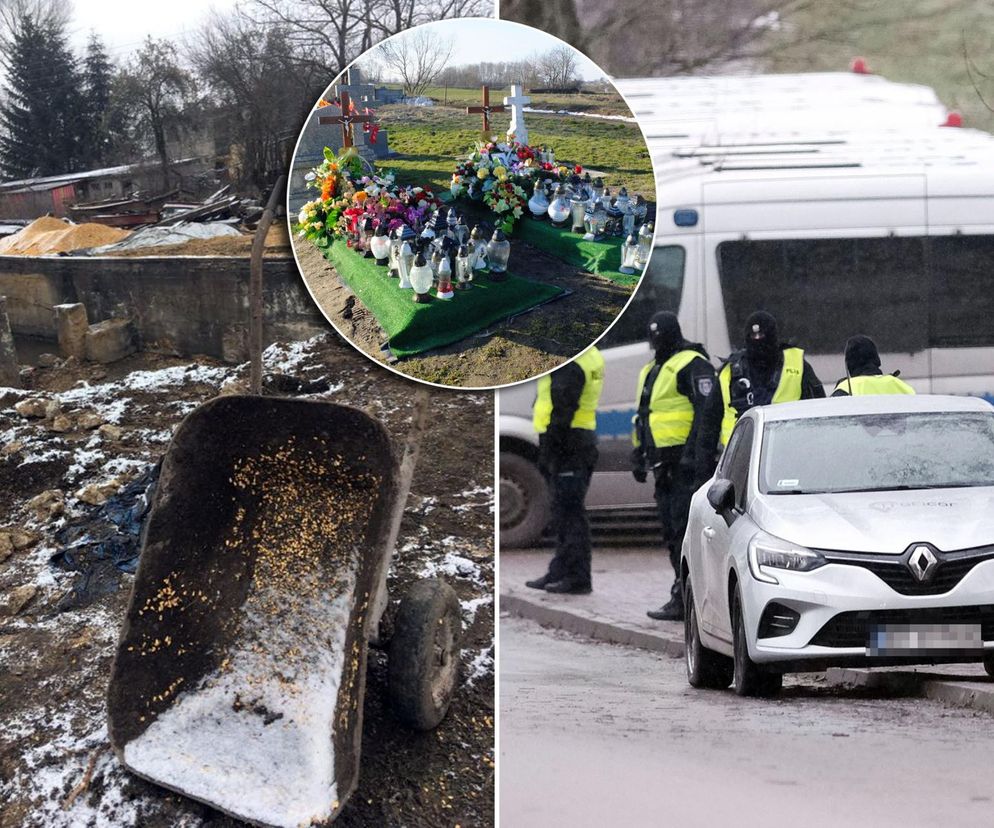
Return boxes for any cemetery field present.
[382,83,637,117]
[374,101,655,197]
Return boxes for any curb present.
[826,667,994,714]
[500,592,685,657]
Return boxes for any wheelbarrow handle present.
[369,388,431,640]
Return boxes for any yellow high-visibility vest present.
[533,346,605,433]
[719,347,804,447]
[834,374,915,396]
[632,349,708,449]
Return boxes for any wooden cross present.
[466,85,506,136]
[319,91,374,149]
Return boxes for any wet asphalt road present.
[500,617,994,827]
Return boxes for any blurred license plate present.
[868,623,983,656]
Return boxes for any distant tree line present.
[0,0,490,192]
[431,47,583,91]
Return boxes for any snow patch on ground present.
[460,594,493,624]
[67,447,106,480]
[418,544,485,587]
[461,646,494,687]
[523,106,636,123]
[261,335,327,374]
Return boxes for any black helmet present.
[648,311,683,354]
[844,334,881,375]
[744,310,778,365]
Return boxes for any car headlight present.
[748,531,826,585]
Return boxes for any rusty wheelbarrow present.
[106,393,461,827]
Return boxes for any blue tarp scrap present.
[50,463,160,610]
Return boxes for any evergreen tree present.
[81,33,113,167]
[0,13,88,178]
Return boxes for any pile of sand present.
[0,216,130,255]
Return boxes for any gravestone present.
[504,84,531,145]
[335,67,378,107]
[289,96,393,214]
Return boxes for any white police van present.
[499,75,994,548]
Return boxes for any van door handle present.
[703,526,716,540]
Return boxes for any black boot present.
[647,591,683,621]
[525,574,552,590]
[544,578,592,595]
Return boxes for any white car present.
[682,394,994,697]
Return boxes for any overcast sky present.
[68,0,238,56]
[362,18,607,81]
[66,7,607,81]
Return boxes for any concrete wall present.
[0,254,329,362]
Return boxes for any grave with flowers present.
[292,82,653,361]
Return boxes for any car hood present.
[751,487,994,554]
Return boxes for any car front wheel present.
[731,585,783,698]
[685,577,733,689]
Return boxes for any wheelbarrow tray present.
[107,396,403,827]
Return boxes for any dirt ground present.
[292,230,633,389]
[0,334,494,827]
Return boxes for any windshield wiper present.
[769,482,994,495]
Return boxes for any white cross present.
[504,84,531,145]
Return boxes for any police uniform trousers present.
[653,461,693,595]
[542,435,598,587]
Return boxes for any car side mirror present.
[707,478,735,516]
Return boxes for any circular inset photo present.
[288,17,655,389]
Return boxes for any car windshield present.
[760,411,994,495]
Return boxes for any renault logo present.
[907,545,938,582]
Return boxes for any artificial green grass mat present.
[515,218,640,287]
[322,239,565,357]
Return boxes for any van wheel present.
[499,452,549,548]
[684,578,733,689]
[731,585,782,698]
[984,654,994,679]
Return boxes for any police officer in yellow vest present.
[832,335,916,397]
[631,312,716,621]
[695,311,825,484]
[525,346,606,594]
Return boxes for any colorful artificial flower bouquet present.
[295,146,442,247]
[450,140,584,233]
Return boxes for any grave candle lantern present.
[487,228,510,274]
[409,251,434,302]
[528,180,549,219]
[546,184,571,226]
[369,223,390,265]
[456,245,473,288]
[619,234,640,274]
[614,187,630,214]
[470,225,489,270]
[570,194,588,233]
[455,214,469,245]
[436,255,455,299]
[359,215,375,256]
[636,222,654,267]
[398,240,415,289]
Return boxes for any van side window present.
[600,245,686,347]
[930,236,994,348]
[716,238,928,355]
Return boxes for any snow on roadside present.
[523,106,636,123]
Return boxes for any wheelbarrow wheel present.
[388,578,462,731]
